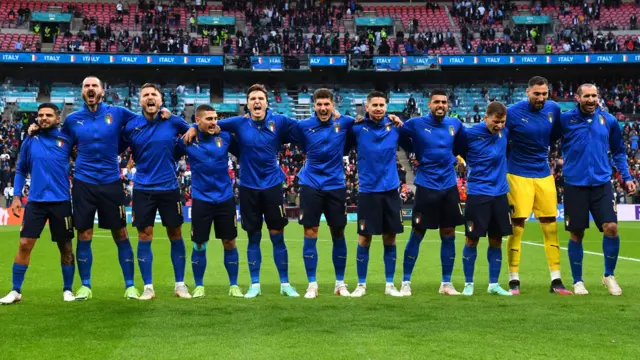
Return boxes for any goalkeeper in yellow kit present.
[505,76,572,295]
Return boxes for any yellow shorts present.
[507,174,558,219]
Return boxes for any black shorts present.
[132,189,184,228]
[72,178,127,231]
[298,185,347,229]
[21,201,74,242]
[564,183,617,232]
[357,190,404,236]
[464,194,513,238]
[190,197,238,243]
[412,185,464,231]
[238,184,288,233]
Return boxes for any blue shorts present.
[238,184,288,233]
[72,178,126,231]
[357,190,404,236]
[21,201,74,242]
[132,189,184,229]
[564,183,616,232]
[190,197,237,243]
[464,194,513,238]
[298,185,347,228]
[412,185,464,231]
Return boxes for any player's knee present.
[78,229,93,240]
[439,227,455,237]
[111,227,128,241]
[358,235,372,247]
[465,237,479,247]
[269,228,283,236]
[166,227,182,240]
[137,226,154,241]
[538,217,556,224]
[18,238,36,253]
[412,227,425,237]
[382,234,396,246]
[304,227,319,238]
[222,239,236,250]
[569,231,584,243]
[488,236,502,248]
[603,222,618,237]
[512,218,526,227]
[329,227,344,239]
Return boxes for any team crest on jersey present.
[385,123,392,132]
[359,219,366,231]
[56,138,65,147]
[448,125,455,136]
[599,115,606,125]
[334,122,341,133]
[268,121,276,132]
[215,137,223,148]
[548,112,553,123]
[104,114,113,125]
[467,221,474,232]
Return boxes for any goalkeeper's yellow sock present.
[507,225,524,281]
[541,222,562,281]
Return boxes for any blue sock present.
[567,240,584,284]
[303,236,318,282]
[440,235,456,283]
[487,246,502,284]
[270,232,289,283]
[61,264,74,292]
[76,240,93,288]
[462,245,478,283]
[116,239,135,288]
[603,235,620,277]
[247,232,262,284]
[224,247,239,286]
[11,263,28,293]
[356,244,370,284]
[170,238,186,283]
[137,240,153,285]
[332,236,347,281]
[403,231,424,281]
[191,243,207,287]
[384,244,397,283]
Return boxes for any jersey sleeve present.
[169,114,190,135]
[608,116,632,182]
[218,116,242,133]
[173,137,187,159]
[118,106,138,124]
[396,118,415,138]
[228,133,240,158]
[453,123,468,158]
[13,138,30,197]
[61,117,77,145]
[550,112,565,144]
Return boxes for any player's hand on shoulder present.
[11,197,21,218]
[354,114,365,123]
[212,125,221,135]
[333,109,341,118]
[160,107,172,120]
[28,123,40,136]
[183,126,199,145]
[625,180,637,194]
[388,114,403,127]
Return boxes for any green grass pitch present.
[1,221,640,359]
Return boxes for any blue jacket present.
[291,114,356,190]
[217,109,296,190]
[349,115,411,193]
[506,100,561,178]
[122,114,190,191]
[175,129,237,204]
[554,106,632,186]
[63,103,137,185]
[463,123,510,196]
[14,127,72,202]
[398,113,467,190]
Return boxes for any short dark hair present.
[430,88,448,98]
[83,76,103,88]
[246,84,268,101]
[140,83,162,94]
[313,88,334,102]
[366,91,387,103]
[196,104,216,114]
[528,76,549,88]
[576,83,597,96]
[37,102,60,115]
[485,101,507,118]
